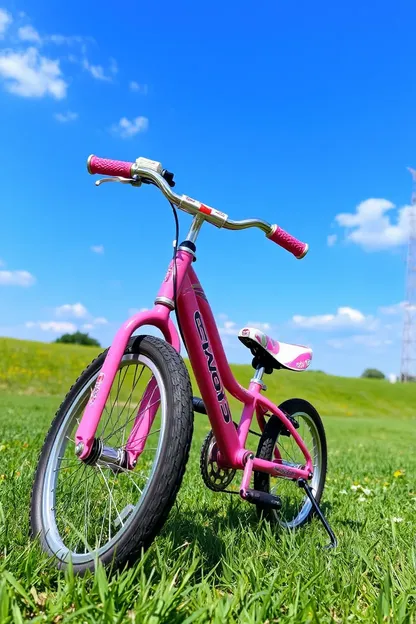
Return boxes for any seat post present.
[250,366,267,390]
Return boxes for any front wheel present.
[254,398,327,529]
[30,335,193,574]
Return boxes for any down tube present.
[187,267,251,404]
[177,275,241,467]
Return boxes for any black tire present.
[30,335,194,574]
[254,398,327,529]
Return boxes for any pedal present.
[192,397,207,415]
[243,488,281,509]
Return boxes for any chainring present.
[200,429,236,491]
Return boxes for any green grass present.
[0,337,415,622]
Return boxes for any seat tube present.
[238,366,266,446]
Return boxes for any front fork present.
[74,372,161,470]
[74,305,180,463]
[124,377,160,469]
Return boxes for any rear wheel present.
[254,398,327,529]
[30,335,193,574]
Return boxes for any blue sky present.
[0,0,415,379]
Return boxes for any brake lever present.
[95,175,142,187]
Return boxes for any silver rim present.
[270,411,323,529]
[41,353,167,564]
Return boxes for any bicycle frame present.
[75,220,313,486]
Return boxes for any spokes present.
[45,354,166,560]
[270,412,322,527]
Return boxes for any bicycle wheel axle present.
[76,438,127,473]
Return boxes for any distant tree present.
[361,368,385,380]
[55,331,101,347]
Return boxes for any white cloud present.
[327,334,392,350]
[92,316,108,325]
[327,234,337,247]
[218,324,239,336]
[326,338,344,350]
[112,116,149,139]
[0,270,36,286]
[351,334,392,348]
[82,58,112,81]
[335,198,411,251]
[25,321,76,333]
[55,303,88,318]
[48,34,91,46]
[91,244,104,254]
[55,304,108,330]
[217,316,271,337]
[216,314,238,336]
[18,25,41,44]
[0,47,67,98]
[82,317,108,330]
[0,9,12,38]
[54,110,78,122]
[128,307,148,315]
[129,80,148,94]
[293,306,374,330]
[0,12,105,98]
[109,57,118,75]
[378,301,414,315]
[17,24,91,47]
[246,321,271,332]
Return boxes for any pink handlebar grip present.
[87,154,134,178]
[267,225,308,259]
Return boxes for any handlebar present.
[88,155,133,179]
[87,154,308,259]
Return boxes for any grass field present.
[0,337,415,622]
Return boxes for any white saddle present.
[238,327,312,372]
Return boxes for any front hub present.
[75,438,127,473]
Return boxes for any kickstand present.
[297,479,338,549]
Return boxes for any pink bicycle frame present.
[75,246,313,484]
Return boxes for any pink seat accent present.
[238,327,312,371]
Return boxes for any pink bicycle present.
[30,155,336,574]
